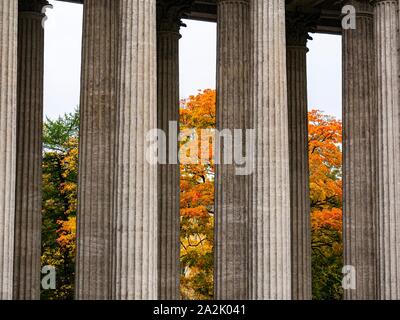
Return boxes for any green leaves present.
[43,109,79,153]
[309,110,343,300]
[41,110,79,300]
[180,90,215,300]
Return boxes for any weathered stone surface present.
[112,0,158,300]
[156,2,182,300]
[13,0,47,300]
[54,0,348,34]
[214,0,251,300]
[372,0,400,300]
[250,0,291,300]
[343,0,377,300]
[0,0,18,300]
[75,0,118,300]
[286,18,312,301]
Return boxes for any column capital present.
[217,0,250,3]
[369,0,398,6]
[19,0,49,13]
[286,13,315,48]
[157,0,194,34]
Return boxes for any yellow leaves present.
[56,216,77,253]
[181,207,209,218]
[42,111,79,300]
[309,110,343,299]
[61,138,78,178]
[309,109,342,209]
[180,234,213,257]
[312,208,343,233]
[180,90,216,300]
[180,89,216,130]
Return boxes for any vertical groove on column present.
[250,0,291,300]
[157,9,181,300]
[14,4,45,300]
[113,0,158,300]
[215,0,250,300]
[0,0,18,300]
[76,0,118,300]
[373,0,400,300]
[342,1,377,300]
[286,22,311,300]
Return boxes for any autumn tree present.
[308,109,343,300]
[180,89,216,300]
[179,96,344,300]
[39,98,343,301]
[41,110,79,300]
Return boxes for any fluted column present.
[75,0,118,300]
[112,0,158,300]
[342,0,377,300]
[13,0,48,301]
[214,0,250,300]
[156,1,187,300]
[286,17,312,301]
[0,0,18,300]
[372,0,400,300]
[250,0,291,299]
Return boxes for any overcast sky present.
[44,0,342,120]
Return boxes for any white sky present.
[44,0,342,120]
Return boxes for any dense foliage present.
[180,90,216,300]
[41,111,78,300]
[40,94,343,300]
[309,110,343,300]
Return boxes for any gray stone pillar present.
[0,0,18,300]
[343,0,377,300]
[156,1,185,300]
[75,0,118,300]
[372,0,400,300]
[112,0,158,300]
[250,0,291,300]
[286,17,312,301]
[13,0,47,301]
[214,0,250,300]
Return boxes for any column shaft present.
[156,3,182,300]
[75,0,118,300]
[286,21,312,300]
[250,0,291,299]
[373,0,400,300]
[14,0,47,300]
[343,0,377,300]
[215,0,250,300]
[113,0,158,300]
[0,0,18,300]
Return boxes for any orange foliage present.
[309,110,343,299]
[308,109,342,210]
[180,89,216,130]
[312,208,342,233]
[180,90,215,300]
[57,217,77,252]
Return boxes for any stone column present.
[0,0,18,300]
[372,0,400,300]
[156,1,186,300]
[13,0,48,301]
[342,0,377,300]
[214,0,250,300]
[75,0,118,300]
[250,0,291,300]
[112,0,158,300]
[286,16,312,301]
